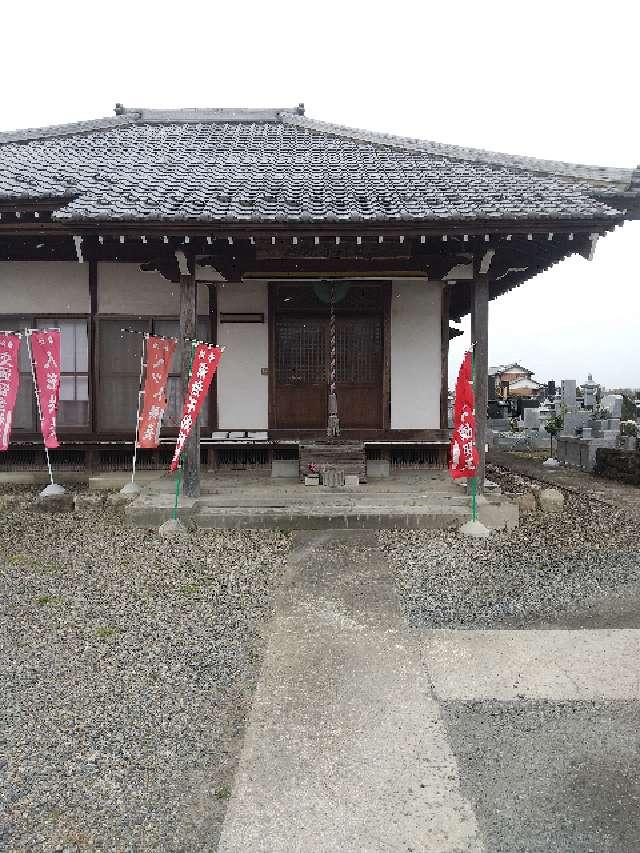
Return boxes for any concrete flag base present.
[120,481,141,495]
[39,483,66,497]
[459,519,491,538]
[159,518,187,539]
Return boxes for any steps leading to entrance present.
[299,440,367,482]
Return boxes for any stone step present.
[126,501,470,530]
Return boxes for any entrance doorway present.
[270,283,388,432]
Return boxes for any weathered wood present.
[440,284,449,430]
[471,274,489,492]
[179,270,200,497]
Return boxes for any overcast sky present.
[3,0,638,389]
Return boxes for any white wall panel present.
[216,281,269,429]
[0,262,89,314]
[391,279,442,429]
[97,263,208,314]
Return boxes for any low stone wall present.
[594,448,640,485]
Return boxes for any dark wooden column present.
[180,270,200,497]
[440,283,449,429]
[471,273,489,492]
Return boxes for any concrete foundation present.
[124,472,518,531]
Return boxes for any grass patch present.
[95,626,121,640]
[214,785,232,800]
[35,595,64,607]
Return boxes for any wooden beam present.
[179,270,200,497]
[471,274,489,492]
[88,259,98,434]
[440,284,450,430]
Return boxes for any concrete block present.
[514,491,537,515]
[34,492,75,513]
[304,476,320,486]
[537,488,565,514]
[74,493,106,511]
[271,459,298,479]
[366,459,390,479]
[322,469,345,488]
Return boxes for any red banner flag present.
[29,329,61,449]
[137,336,177,449]
[449,350,478,480]
[453,350,473,426]
[0,334,22,451]
[169,343,223,472]
[449,404,479,479]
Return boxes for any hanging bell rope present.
[327,282,340,437]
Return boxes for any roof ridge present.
[0,104,306,146]
[114,104,305,123]
[283,114,634,188]
[0,114,138,145]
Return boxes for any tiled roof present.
[0,106,634,224]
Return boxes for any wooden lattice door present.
[274,318,327,428]
[336,316,383,429]
[273,314,383,430]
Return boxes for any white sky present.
[2,0,639,389]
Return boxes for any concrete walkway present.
[217,532,483,852]
[217,532,640,852]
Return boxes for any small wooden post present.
[471,273,489,492]
[179,270,200,497]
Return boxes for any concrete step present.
[126,499,471,530]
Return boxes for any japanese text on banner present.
[170,344,223,472]
[137,336,177,448]
[29,329,61,449]
[0,334,22,451]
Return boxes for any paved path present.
[218,533,640,852]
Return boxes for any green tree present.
[622,395,637,421]
[545,412,564,456]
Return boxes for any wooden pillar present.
[180,271,200,497]
[440,283,449,430]
[471,273,489,492]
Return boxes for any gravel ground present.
[0,488,289,852]
[379,465,640,628]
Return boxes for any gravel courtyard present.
[0,490,289,852]
[380,465,640,628]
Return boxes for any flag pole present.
[25,328,64,496]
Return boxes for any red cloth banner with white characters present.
[449,404,479,479]
[453,350,473,426]
[137,336,177,449]
[0,334,22,451]
[169,343,223,472]
[29,329,61,450]
[449,350,479,479]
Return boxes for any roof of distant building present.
[0,104,637,224]
[490,363,535,376]
[508,377,544,389]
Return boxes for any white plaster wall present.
[216,281,269,429]
[391,279,442,429]
[98,263,208,314]
[0,262,89,314]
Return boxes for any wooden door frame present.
[268,280,391,435]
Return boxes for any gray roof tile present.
[0,108,633,224]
